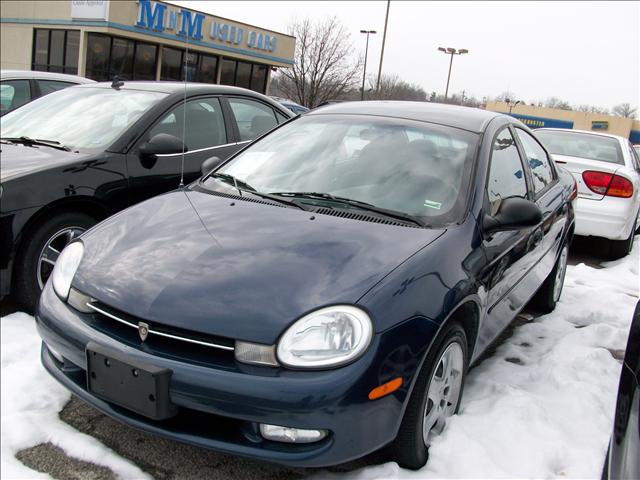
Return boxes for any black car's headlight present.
[276,305,373,369]
[51,241,84,301]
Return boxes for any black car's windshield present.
[202,114,479,224]
[0,86,166,151]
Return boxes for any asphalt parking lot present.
[0,237,622,479]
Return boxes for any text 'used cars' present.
[36,101,576,469]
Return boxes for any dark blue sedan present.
[36,102,576,469]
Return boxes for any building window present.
[219,58,268,93]
[85,33,158,81]
[32,29,80,74]
[161,48,218,83]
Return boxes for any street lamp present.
[437,47,468,102]
[509,100,521,114]
[360,29,377,100]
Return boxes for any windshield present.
[203,114,479,224]
[0,86,166,151]
[535,130,624,165]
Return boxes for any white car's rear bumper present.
[574,195,638,240]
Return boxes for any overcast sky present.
[170,1,639,110]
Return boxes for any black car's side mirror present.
[201,156,223,176]
[139,133,187,158]
[483,197,542,233]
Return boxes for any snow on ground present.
[0,313,151,479]
[1,238,638,479]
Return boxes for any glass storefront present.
[218,57,268,93]
[30,31,271,93]
[160,47,217,83]
[85,33,157,81]
[32,29,80,74]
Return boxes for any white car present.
[0,70,94,115]
[535,128,640,259]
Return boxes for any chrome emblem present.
[138,322,149,341]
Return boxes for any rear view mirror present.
[139,133,186,158]
[483,197,542,233]
[201,156,223,176]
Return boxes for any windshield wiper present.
[269,192,425,227]
[1,137,71,151]
[208,173,308,211]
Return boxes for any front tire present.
[14,212,95,312]
[389,322,468,470]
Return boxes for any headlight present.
[276,305,373,369]
[51,241,84,301]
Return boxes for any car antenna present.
[179,34,188,187]
[111,75,124,90]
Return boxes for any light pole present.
[360,29,376,100]
[509,100,521,114]
[376,0,391,91]
[437,47,468,102]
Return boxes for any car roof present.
[535,127,628,142]
[75,81,267,95]
[0,69,95,83]
[307,101,503,133]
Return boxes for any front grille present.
[82,301,236,368]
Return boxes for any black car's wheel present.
[389,321,468,470]
[531,243,569,314]
[14,212,95,312]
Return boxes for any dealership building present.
[486,101,640,144]
[0,0,295,93]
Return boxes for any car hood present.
[74,189,445,344]
[0,142,92,181]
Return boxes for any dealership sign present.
[135,0,277,52]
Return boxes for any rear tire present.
[608,225,634,260]
[388,322,468,470]
[531,243,569,314]
[14,212,96,313]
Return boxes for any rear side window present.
[515,128,555,194]
[487,128,528,215]
[228,98,277,141]
[535,130,624,165]
[0,80,31,114]
[37,80,75,96]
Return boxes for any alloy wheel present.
[422,341,464,446]
[36,226,86,290]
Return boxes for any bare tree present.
[612,103,637,118]
[367,73,427,101]
[544,97,572,110]
[277,17,361,108]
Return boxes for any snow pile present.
[331,238,639,480]
[0,313,150,479]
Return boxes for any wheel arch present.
[11,196,110,286]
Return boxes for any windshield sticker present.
[424,199,442,210]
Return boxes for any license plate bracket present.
[86,342,177,420]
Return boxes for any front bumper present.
[36,282,438,467]
[574,195,638,240]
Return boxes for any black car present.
[603,300,640,480]
[0,81,293,309]
[37,102,576,468]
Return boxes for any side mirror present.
[483,197,542,233]
[201,156,223,176]
[139,133,187,158]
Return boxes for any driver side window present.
[149,97,227,151]
[487,128,528,216]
